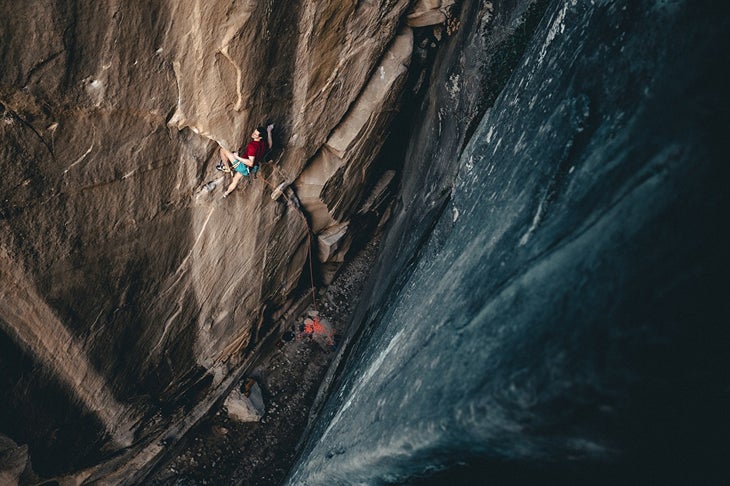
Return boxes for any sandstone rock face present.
[0,0,409,480]
[406,0,457,27]
[0,435,29,486]
[295,27,413,281]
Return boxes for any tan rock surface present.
[295,28,412,278]
[406,0,456,27]
[0,0,411,480]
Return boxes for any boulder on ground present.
[0,435,29,486]
[224,380,265,422]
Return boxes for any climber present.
[218,124,274,198]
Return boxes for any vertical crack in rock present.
[285,0,410,176]
[220,45,245,112]
[290,0,317,133]
[167,61,187,131]
[294,27,412,279]
[216,0,253,115]
[165,0,258,148]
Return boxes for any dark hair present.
[256,126,267,137]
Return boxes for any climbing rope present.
[213,170,322,364]
[257,173,334,347]
[255,173,319,315]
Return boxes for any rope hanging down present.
[262,173,334,347]
[256,173,319,315]
[214,171,322,364]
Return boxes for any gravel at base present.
[149,234,381,486]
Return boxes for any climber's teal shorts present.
[233,162,258,176]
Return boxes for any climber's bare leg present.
[223,172,243,197]
[219,146,237,171]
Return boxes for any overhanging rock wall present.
[0,0,429,481]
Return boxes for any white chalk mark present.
[64,126,96,174]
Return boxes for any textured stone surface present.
[0,0,410,480]
[287,0,728,484]
[295,27,413,279]
[0,435,29,486]
[406,0,456,27]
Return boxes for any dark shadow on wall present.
[0,330,111,477]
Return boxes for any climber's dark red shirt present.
[244,139,267,165]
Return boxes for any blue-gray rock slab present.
[285,0,728,484]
